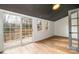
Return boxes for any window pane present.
[37,19,42,31]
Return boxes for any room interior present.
[0,4,79,54]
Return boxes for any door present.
[21,17,32,44]
[68,8,79,50]
[4,14,21,48]
[3,13,33,49]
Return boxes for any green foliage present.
[4,28,15,32]
[22,24,32,29]
[4,24,32,32]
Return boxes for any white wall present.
[32,18,54,42]
[54,11,77,38]
[54,16,69,37]
[0,13,4,52]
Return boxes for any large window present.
[4,14,21,42]
[22,17,32,38]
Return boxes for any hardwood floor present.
[4,36,79,54]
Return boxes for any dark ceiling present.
[0,4,79,21]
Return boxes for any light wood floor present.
[4,36,79,54]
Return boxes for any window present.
[37,19,42,31]
[37,19,48,31]
[44,20,48,30]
